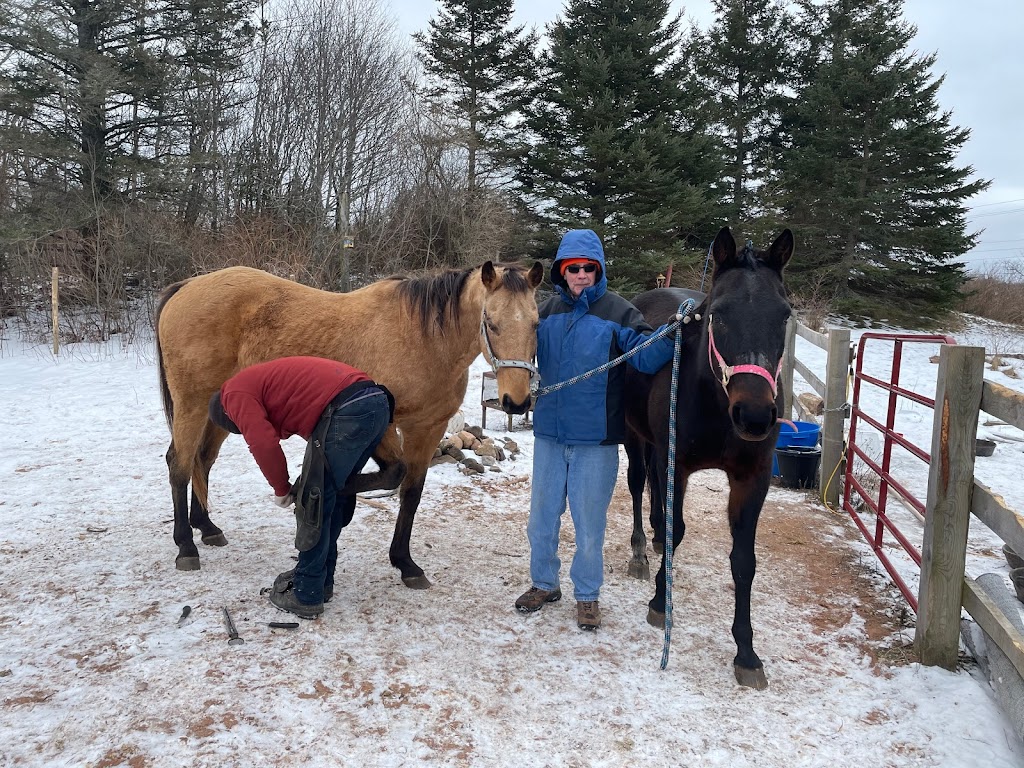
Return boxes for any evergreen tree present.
[413,0,539,191]
[687,0,793,228]
[773,0,987,319]
[519,0,722,284]
[0,0,255,205]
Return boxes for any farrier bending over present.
[209,355,394,619]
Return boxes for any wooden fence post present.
[820,328,850,508]
[51,267,59,356]
[781,316,797,420]
[916,344,985,669]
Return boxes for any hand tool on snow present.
[177,605,192,628]
[222,607,244,645]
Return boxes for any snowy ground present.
[1,318,1024,767]
[790,315,1024,602]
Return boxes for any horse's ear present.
[480,260,499,291]
[762,229,794,273]
[527,261,544,289]
[712,227,737,272]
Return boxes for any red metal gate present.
[842,332,956,611]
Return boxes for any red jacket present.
[220,356,371,496]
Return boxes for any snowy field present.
[1,315,1024,767]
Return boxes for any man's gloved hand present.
[273,484,296,508]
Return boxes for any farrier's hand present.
[273,483,295,508]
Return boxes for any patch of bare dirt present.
[605,474,914,669]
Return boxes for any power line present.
[969,197,1024,210]
[968,206,1024,221]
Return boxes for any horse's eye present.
[487,321,500,334]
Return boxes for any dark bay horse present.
[623,227,793,690]
[156,262,543,585]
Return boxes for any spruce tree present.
[0,0,255,204]
[413,0,539,191]
[687,0,793,228]
[773,0,987,320]
[519,0,722,284]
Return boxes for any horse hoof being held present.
[624,226,794,690]
[155,261,543,582]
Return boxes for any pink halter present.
[707,314,783,397]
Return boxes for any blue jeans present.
[293,391,390,604]
[528,435,619,602]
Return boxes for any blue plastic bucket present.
[773,420,821,476]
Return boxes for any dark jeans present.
[293,390,390,604]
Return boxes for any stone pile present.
[431,424,521,475]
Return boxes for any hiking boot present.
[275,568,333,603]
[577,600,601,631]
[515,586,562,613]
[269,586,324,620]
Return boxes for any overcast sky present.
[386,0,1022,273]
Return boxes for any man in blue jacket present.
[515,229,676,630]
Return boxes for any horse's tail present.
[155,277,212,509]
[154,279,188,432]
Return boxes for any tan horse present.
[156,261,543,586]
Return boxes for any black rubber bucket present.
[776,445,821,489]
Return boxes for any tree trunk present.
[72,0,111,199]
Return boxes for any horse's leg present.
[167,404,210,570]
[624,432,650,580]
[647,451,689,629]
[727,469,770,690]
[389,423,445,590]
[648,444,665,556]
[339,426,407,495]
[166,441,198,570]
[189,424,229,547]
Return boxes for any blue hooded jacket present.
[533,229,675,445]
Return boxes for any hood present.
[551,229,608,295]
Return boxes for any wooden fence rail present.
[781,318,850,509]
[782,326,1024,683]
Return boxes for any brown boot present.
[515,586,562,613]
[577,600,601,630]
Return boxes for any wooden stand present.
[481,371,533,431]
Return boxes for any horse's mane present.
[735,244,760,269]
[390,263,531,332]
[712,243,770,283]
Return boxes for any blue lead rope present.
[659,302,689,669]
[533,299,696,397]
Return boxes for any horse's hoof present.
[652,542,664,555]
[646,608,666,629]
[734,665,768,690]
[627,560,650,581]
[402,575,432,590]
[201,533,227,547]
[176,556,201,571]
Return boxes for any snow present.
[1,316,1024,767]
[791,316,1024,601]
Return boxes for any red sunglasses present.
[565,263,598,274]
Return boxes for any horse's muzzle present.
[730,401,777,441]
[501,393,532,415]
